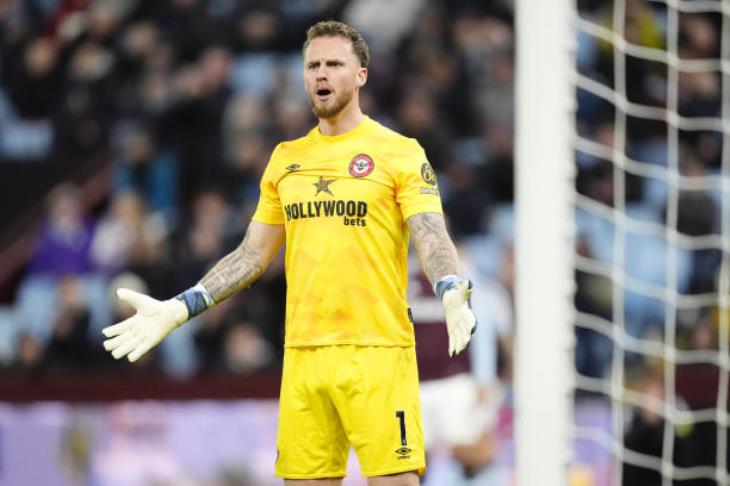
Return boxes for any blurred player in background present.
[409,243,511,486]
[101,20,476,486]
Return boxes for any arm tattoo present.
[200,231,265,303]
[408,213,460,284]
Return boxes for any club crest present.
[349,154,374,178]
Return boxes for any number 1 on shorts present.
[395,410,407,446]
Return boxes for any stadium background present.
[0,0,724,485]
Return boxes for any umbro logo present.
[395,447,412,459]
[286,163,301,172]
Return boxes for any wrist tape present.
[434,275,464,300]
[175,283,215,318]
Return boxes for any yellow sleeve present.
[395,141,444,221]
[252,145,285,225]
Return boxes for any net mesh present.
[572,0,730,484]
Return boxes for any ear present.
[357,67,368,88]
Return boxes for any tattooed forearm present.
[200,231,265,303]
[407,213,460,284]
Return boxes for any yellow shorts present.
[275,345,426,479]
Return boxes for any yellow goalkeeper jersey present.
[252,116,443,347]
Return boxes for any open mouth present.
[316,88,332,99]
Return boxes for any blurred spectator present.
[622,368,666,485]
[344,0,425,54]
[28,183,95,276]
[621,366,712,486]
[55,39,116,158]
[161,46,233,189]
[270,95,311,142]
[222,318,275,375]
[396,86,451,172]
[112,20,168,116]
[44,275,99,371]
[678,70,721,118]
[91,189,166,276]
[481,120,513,203]
[227,3,285,54]
[162,0,217,63]
[4,37,62,119]
[111,122,179,224]
[12,332,44,374]
[442,161,490,238]
[193,299,232,372]
[679,12,720,59]
[172,186,238,288]
[222,94,275,203]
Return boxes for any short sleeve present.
[395,141,443,221]
[252,145,285,225]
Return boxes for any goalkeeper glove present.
[434,275,477,357]
[102,288,189,362]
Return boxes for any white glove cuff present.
[433,275,465,300]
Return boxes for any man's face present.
[304,36,366,119]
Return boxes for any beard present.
[308,87,354,119]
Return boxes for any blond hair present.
[303,20,370,68]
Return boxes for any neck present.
[318,99,365,136]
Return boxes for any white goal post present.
[515,1,576,485]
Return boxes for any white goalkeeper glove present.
[102,288,189,362]
[434,276,477,357]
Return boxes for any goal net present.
[516,0,729,485]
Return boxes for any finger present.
[453,322,471,356]
[453,338,467,356]
[128,340,155,363]
[111,335,141,360]
[452,332,464,356]
[102,317,134,338]
[458,330,471,355]
[103,332,136,351]
[117,288,153,310]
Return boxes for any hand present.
[102,288,188,362]
[438,278,477,357]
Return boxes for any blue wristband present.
[175,283,215,318]
[434,275,465,300]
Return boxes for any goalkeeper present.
[102,20,476,486]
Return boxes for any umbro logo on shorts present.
[395,447,412,459]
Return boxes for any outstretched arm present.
[200,221,285,303]
[407,212,476,356]
[102,221,285,362]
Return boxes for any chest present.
[276,152,395,206]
